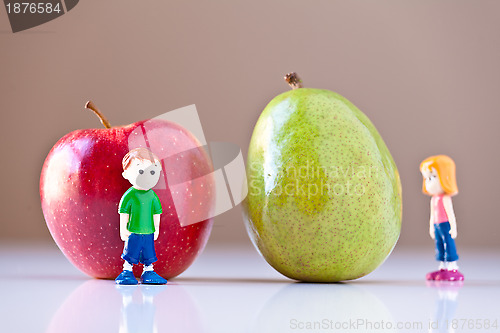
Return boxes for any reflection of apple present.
[40,101,214,279]
[46,280,203,333]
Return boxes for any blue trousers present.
[434,222,459,262]
[121,233,157,266]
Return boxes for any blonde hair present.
[122,148,160,171]
[420,155,458,196]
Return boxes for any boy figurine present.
[115,147,168,285]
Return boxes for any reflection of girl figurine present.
[420,155,464,281]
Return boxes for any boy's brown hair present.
[122,148,160,171]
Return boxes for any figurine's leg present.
[443,226,461,277]
[436,261,464,281]
[435,222,464,281]
[115,262,138,285]
[434,224,446,266]
[123,261,133,271]
[427,224,446,280]
[139,234,158,267]
[115,234,139,285]
[139,234,167,285]
[121,234,141,266]
[441,223,459,263]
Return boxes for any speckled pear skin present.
[243,88,402,282]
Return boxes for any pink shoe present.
[426,269,445,280]
[435,269,464,281]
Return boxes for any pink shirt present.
[431,194,448,224]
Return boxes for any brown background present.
[1,0,499,250]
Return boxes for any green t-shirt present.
[118,187,163,234]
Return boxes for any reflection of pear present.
[46,280,204,333]
[251,283,395,333]
[244,73,402,282]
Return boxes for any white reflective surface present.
[1,244,498,333]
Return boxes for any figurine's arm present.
[443,196,457,239]
[429,200,435,239]
[153,214,161,240]
[120,213,131,241]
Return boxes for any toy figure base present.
[426,269,446,280]
[427,269,464,281]
[115,270,139,285]
[140,271,168,285]
[435,269,464,281]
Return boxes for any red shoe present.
[435,269,464,281]
[426,269,445,280]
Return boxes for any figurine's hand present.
[121,230,131,242]
[450,228,457,239]
[429,226,435,239]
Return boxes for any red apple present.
[40,101,215,279]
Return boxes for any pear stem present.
[85,101,112,129]
[284,72,303,89]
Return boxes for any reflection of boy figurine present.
[420,155,464,281]
[116,285,166,333]
[115,148,168,285]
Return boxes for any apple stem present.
[85,101,112,129]
[284,72,303,89]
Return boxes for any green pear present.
[243,73,402,282]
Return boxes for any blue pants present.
[434,222,459,262]
[121,233,157,266]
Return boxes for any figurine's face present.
[422,167,444,195]
[122,158,161,190]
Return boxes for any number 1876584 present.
[6,2,62,14]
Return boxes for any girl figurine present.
[420,155,464,281]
